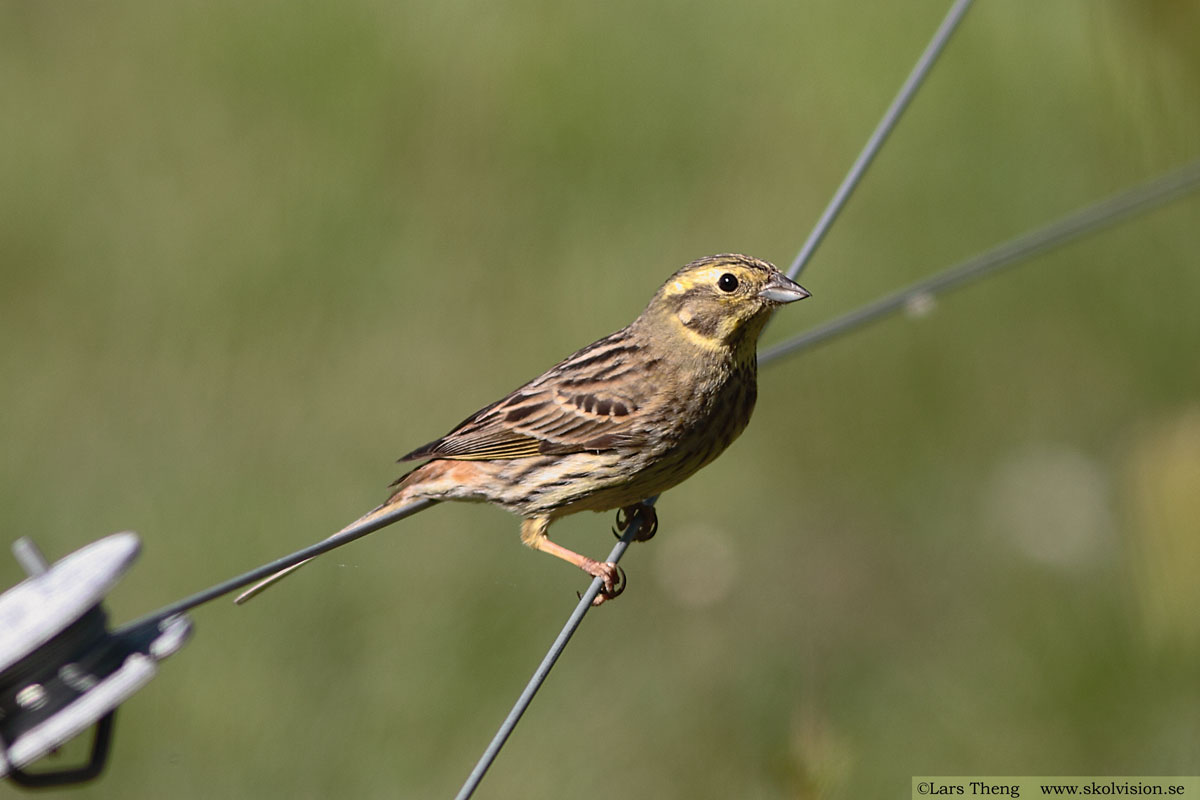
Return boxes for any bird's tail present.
[233,478,427,605]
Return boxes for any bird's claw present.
[613,504,658,542]
[589,562,626,606]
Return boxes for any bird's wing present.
[400,330,651,462]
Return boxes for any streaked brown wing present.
[400,329,649,462]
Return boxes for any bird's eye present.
[717,273,739,293]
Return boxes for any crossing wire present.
[456,1,977,796]
[98,0,1200,796]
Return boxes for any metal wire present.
[115,155,1199,791]
[452,499,654,800]
[123,0,979,636]
[91,3,1200,796]
[785,0,975,281]
[762,158,1200,366]
[454,2,978,796]
[118,499,437,632]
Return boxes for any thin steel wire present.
[124,0,978,636]
[118,499,437,632]
[115,153,1200,788]
[455,1,977,796]
[452,498,654,800]
[785,0,975,281]
[131,160,1197,632]
[91,2,1199,796]
[762,158,1200,366]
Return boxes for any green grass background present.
[2,1,1198,797]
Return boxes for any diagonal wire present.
[118,499,437,632]
[96,2,1199,796]
[122,0,977,636]
[454,1,977,797]
[762,158,1200,366]
[122,158,1200,635]
[786,0,975,281]
[452,498,654,800]
[450,160,1200,797]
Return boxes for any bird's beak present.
[759,273,811,304]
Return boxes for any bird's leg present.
[520,517,625,605]
[613,502,658,542]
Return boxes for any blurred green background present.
[3,0,1198,797]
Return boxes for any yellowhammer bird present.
[237,254,808,605]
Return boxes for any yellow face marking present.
[655,259,772,352]
[692,267,731,289]
[666,266,739,297]
[669,312,726,351]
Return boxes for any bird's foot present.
[613,503,658,542]
[580,560,626,606]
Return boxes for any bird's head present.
[641,254,810,354]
